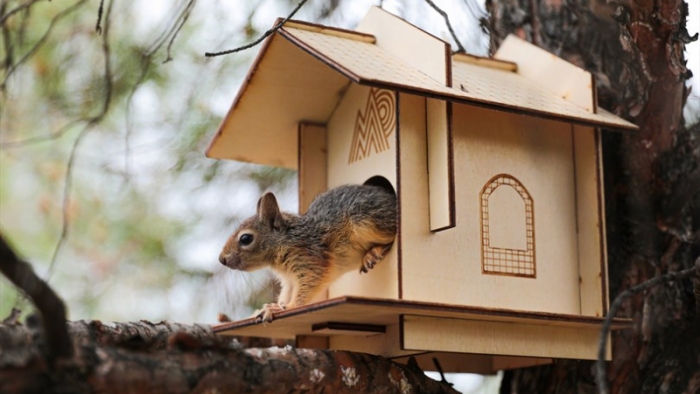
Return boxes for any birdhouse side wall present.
[572,124,607,317]
[326,83,399,300]
[399,95,583,315]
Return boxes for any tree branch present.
[424,0,466,53]
[596,263,698,394]
[0,233,72,362]
[45,0,114,279]
[163,0,196,63]
[205,0,310,57]
[1,0,89,90]
[95,0,105,33]
[0,118,87,148]
[0,0,44,26]
[45,124,90,279]
[0,319,459,394]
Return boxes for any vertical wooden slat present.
[298,123,328,214]
[572,124,607,317]
[426,98,455,231]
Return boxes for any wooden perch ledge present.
[0,233,457,394]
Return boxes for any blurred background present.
[0,1,697,392]
[0,0,493,324]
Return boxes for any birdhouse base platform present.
[214,296,631,374]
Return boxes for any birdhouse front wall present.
[326,83,399,301]
[399,94,599,316]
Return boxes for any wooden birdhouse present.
[208,7,635,373]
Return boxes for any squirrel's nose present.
[219,254,227,265]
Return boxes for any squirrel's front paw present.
[253,302,287,323]
[360,244,392,273]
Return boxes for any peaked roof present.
[207,14,636,168]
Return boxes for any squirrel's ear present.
[257,193,285,230]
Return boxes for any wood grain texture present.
[402,315,611,361]
[572,125,607,317]
[495,34,596,113]
[426,98,455,231]
[213,296,632,339]
[206,34,348,168]
[326,83,399,300]
[208,18,635,167]
[355,6,450,86]
[401,97,583,315]
[298,123,327,214]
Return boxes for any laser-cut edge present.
[479,174,536,278]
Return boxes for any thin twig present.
[123,57,149,179]
[0,0,43,26]
[431,357,453,387]
[95,0,105,33]
[1,1,15,71]
[461,0,486,23]
[424,0,466,53]
[596,264,698,394]
[46,124,90,279]
[205,0,310,57]
[1,0,89,90]
[145,0,190,57]
[163,0,197,63]
[47,0,114,280]
[0,118,87,148]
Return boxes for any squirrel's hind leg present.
[360,243,393,273]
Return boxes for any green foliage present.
[0,0,298,323]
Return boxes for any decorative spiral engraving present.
[348,88,396,164]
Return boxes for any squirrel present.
[219,184,397,323]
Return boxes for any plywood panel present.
[326,83,399,300]
[400,97,581,314]
[278,25,635,130]
[214,296,631,339]
[209,23,634,165]
[355,6,450,86]
[330,323,410,358]
[298,123,327,214]
[494,35,596,113]
[426,98,455,231]
[207,34,349,167]
[284,20,376,43]
[453,52,517,72]
[573,125,607,316]
[402,315,611,361]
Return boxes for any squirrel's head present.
[219,192,287,271]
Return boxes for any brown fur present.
[219,184,397,322]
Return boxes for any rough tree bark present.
[0,235,457,394]
[0,320,459,394]
[485,0,699,393]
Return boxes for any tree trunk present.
[485,0,699,393]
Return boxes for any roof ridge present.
[282,19,376,44]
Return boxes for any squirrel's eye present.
[239,233,254,246]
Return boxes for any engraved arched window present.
[480,174,535,278]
